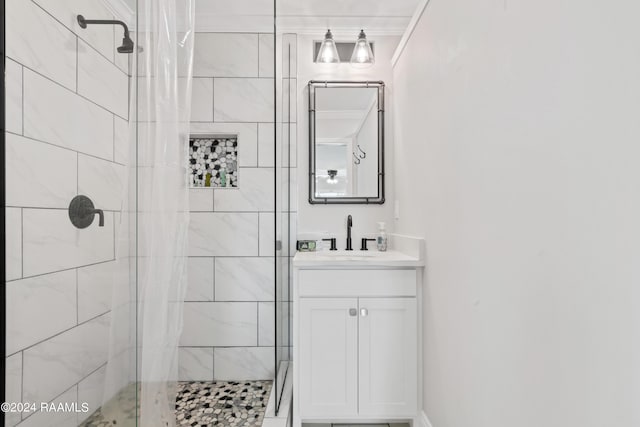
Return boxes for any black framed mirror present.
[308,81,385,204]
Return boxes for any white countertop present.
[292,249,424,268]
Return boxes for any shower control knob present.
[349,308,357,317]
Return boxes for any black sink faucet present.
[346,214,353,251]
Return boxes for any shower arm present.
[77,15,131,39]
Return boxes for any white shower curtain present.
[136,0,195,425]
[102,0,195,425]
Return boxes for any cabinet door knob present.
[349,308,357,317]
[360,308,368,317]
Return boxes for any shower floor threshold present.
[80,380,273,427]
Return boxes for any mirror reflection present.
[309,82,384,204]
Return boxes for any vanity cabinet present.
[293,266,421,425]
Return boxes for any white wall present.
[4,0,130,425]
[297,34,399,243]
[393,1,640,426]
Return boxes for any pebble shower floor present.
[80,380,273,427]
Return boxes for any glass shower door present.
[274,28,297,414]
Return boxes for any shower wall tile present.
[184,31,276,381]
[215,257,274,302]
[284,168,299,214]
[179,347,214,381]
[189,189,214,212]
[78,262,115,323]
[136,76,157,122]
[6,270,77,355]
[78,154,126,211]
[186,257,214,302]
[278,78,298,123]
[6,133,77,209]
[190,122,259,168]
[77,365,107,424]
[22,312,109,405]
[279,301,290,347]
[114,116,130,164]
[194,33,259,78]
[19,385,79,427]
[214,78,274,123]
[107,303,133,359]
[6,0,130,415]
[6,0,77,91]
[6,208,23,281]
[258,302,275,347]
[214,347,274,381]
[191,78,214,122]
[32,0,117,62]
[258,212,275,257]
[258,123,275,167]
[281,33,298,79]
[286,123,298,168]
[181,302,257,347]
[214,168,274,212]
[78,39,129,118]
[259,34,274,78]
[22,209,114,277]
[189,212,259,256]
[23,70,114,161]
[100,349,130,402]
[5,58,23,135]
[5,353,22,426]
[275,122,297,169]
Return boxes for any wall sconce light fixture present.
[317,29,340,63]
[350,29,375,66]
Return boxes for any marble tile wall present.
[181,32,278,382]
[4,1,130,425]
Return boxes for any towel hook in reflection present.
[356,145,366,159]
[353,152,361,165]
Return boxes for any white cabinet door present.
[358,298,418,417]
[299,298,358,417]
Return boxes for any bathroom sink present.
[293,249,423,267]
[317,251,377,258]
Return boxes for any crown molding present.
[191,14,411,36]
[101,3,411,37]
[391,0,431,67]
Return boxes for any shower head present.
[77,15,136,54]
[117,36,135,54]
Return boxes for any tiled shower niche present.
[189,135,238,188]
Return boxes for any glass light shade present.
[327,169,338,184]
[317,30,340,63]
[350,30,374,66]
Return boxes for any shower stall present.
[2,0,294,425]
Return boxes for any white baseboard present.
[421,410,434,427]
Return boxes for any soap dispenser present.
[376,222,388,251]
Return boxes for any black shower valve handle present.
[69,195,105,229]
[93,208,105,227]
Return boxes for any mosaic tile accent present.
[190,136,238,188]
[80,381,272,427]
[176,381,272,427]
